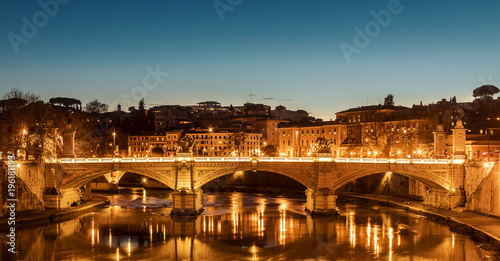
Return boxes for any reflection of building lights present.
[279,210,286,246]
[163,225,166,242]
[349,214,356,249]
[116,247,120,261]
[149,224,153,245]
[367,220,371,248]
[233,212,239,236]
[203,217,206,233]
[250,244,257,261]
[388,227,394,261]
[128,238,131,257]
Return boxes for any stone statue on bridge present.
[175,136,198,154]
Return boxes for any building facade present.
[128,131,181,157]
[185,130,263,156]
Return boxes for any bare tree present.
[3,87,40,104]
[361,111,387,155]
[229,132,248,156]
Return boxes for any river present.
[2,188,499,260]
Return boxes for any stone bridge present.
[43,156,467,215]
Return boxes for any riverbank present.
[339,192,500,251]
[0,194,109,231]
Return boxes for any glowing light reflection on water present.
[1,189,498,260]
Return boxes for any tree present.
[361,111,387,155]
[84,99,108,114]
[139,98,145,111]
[3,87,40,104]
[261,145,279,156]
[473,85,499,99]
[5,101,60,159]
[151,146,164,157]
[49,97,82,110]
[384,94,394,106]
[229,132,248,156]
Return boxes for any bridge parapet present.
[52,156,463,165]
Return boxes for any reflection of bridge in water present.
[10,200,481,260]
[39,155,478,214]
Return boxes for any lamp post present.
[112,132,116,157]
[209,128,213,157]
[487,128,490,162]
[22,129,27,159]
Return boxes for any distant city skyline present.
[1,0,500,118]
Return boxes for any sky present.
[1,0,499,119]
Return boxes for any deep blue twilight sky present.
[1,0,499,118]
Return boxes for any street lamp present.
[112,132,116,157]
[22,129,27,159]
[295,130,300,157]
[209,128,213,157]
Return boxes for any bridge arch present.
[58,166,176,190]
[194,165,316,191]
[332,168,451,192]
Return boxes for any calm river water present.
[2,188,499,260]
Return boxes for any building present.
[254,118,289,147]
[278,122,346,157]
[128,131,181,157]
[184,130,263,156]
[151,105,191,132]
[271,105,308,122]
[278,105,433,158]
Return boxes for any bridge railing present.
[52,156,466,165]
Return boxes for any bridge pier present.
[44,188,80,209]
[171,188,204,216]
[305,188,338,215]
[423,188,464,210]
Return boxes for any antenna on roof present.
[248,93,256,103]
